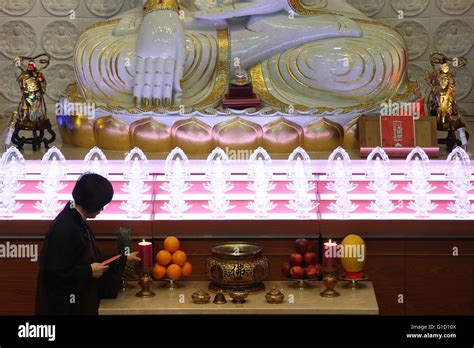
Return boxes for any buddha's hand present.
[134,9,185,107]
[194,0,290,20]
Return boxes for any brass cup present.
[320,273,340,298]
[136,272,155,298]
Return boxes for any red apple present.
[289,253,303,266]
[303,252,317,266]
[281,262,291,277]
[304,265,321,279]
[294,238,309,254]
[289,266,305,279]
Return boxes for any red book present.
[101,254,122,266]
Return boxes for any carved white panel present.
[0,0,35,16]
[42,20,79,60]
[41,0,80,17]
[346,0,385,16]
[390,0,429,16]
[395,21,429,60]
[434,19,473,57]
[0,64,20,103]
[46,64,76,101]
[128,0,142,8]
[85,0,125,18]
[455,67,473,101]
[436,0,473,15]
[0,20,37,59]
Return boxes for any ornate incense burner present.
[206,242,269,293]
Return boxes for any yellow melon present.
[340,234,366,273]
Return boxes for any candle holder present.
[338,273,368,290]
[160,278,184,291]
[136,267,155,298]
[320,272,340,298]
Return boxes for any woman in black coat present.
[35,173,140,315]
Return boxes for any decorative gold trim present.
[250,64,289,110]
[192,28,230,109]
[143,0,179,15]
[65,83,86,103]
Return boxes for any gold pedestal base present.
[320,288,340,298]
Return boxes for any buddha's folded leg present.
[253,20,409,111]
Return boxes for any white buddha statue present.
[73,0,411,113]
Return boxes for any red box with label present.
[380,116,415,148]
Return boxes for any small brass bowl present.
[229,290,249,304]
[265,288,285,304]
[191,289,211,304]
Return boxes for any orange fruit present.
[163,236,180,253]
[182,262,192,278]
[152,264,166,280]
[172,250,187,267]
[166,264,182,280]
[156,250,172,266]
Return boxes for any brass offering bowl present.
[191,289,211,304]
[229,290,249,304]
[206,242,269,293]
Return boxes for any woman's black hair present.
[72,173,114,212]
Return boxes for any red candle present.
[138,240,153,268]
[323,239,338,268]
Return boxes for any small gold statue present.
[7,53,56,151]
[425,53,469,152]
[14,54,50,124]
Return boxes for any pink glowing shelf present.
[1,160,473,221]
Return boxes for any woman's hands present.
[134,9,185,107]
[91,263,109,278]
[126,251,141,265]
[91,252,140,278]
